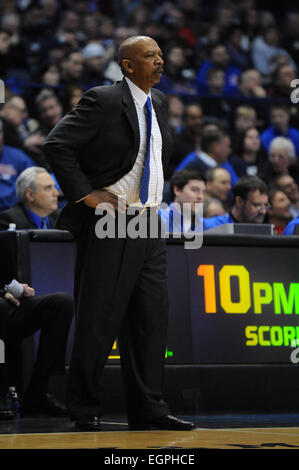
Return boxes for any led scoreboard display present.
[164,235,299,365]
[185,243,299,364]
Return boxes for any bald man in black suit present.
[43,36,195,431]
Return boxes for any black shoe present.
[75,416,101,431]
[0,407,14,420]
[129,414,196,431]
[22,392,68,417]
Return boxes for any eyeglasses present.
[247,200,270,211]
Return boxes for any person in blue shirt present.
[175,128,239,187]
[196,43,241,94]
[204,175,269,230]
[260,104,299,156]
[159,169,209,233]
[0,118,35,212]
[0,167,59,230]
[282,216,299,235]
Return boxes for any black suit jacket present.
[43,79,172,231]
[0,202,58,230]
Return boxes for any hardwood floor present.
[0,427,298,449]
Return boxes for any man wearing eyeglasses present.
[0,96,46,167]
[204,175,269,229]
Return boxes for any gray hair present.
[269,137,296,161]
[16,167,48,203]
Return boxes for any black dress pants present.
[0,293,73,401]
[67,209,170,423]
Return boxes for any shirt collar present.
[125,77,151,109]
[198,151,217,167]
[23,205,49,229]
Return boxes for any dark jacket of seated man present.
[0,280,73,416]
[0,202,58,230]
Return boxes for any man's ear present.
[235,195,244,208]
[173,185,181,198]
[122,59,134,75]
[25,187,34,202]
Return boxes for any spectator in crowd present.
[259,136,299,186]
[231,69,266,98]
[196,43,241,94]
[175,128,239,187]
[203,197,226,218]
[0,279,73,417]
[35,63,61,98]
[267,63,296,98]
[0,167,59,230]
[260,104,299,156]
[159,170,208,233]
[264,187,293,234]
[282,12,299,66]
[81,43,111,88]
[47,39,72,68]
[206,67,225,96]
[167,95,184,133]
[204,175,269,228]
[0,95,45,166]
[1,13,27,77]
[0,96,25,149]
[201,67,231,125]
[35,89,63,135]
[167,102,203,179]
[155,43,197,96]
[225,25,252,71]
[54,10,82,49]
[252,26,296,77]
[22,5,52,78]
[62,84,84,113]
[205,167,231,207]
[60,50,84,88]
[275,174,299,218]
[230,127,266,178]
[233,106,257,134]
[0,118,34,212]
[0,28,12,79]
[239,7,260,51]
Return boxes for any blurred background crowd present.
[1,0,299,234]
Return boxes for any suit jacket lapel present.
[120,79,140,165]
[151,90,172,171]
[152,92,167,147]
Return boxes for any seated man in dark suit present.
[0,279,73,418]
[0,167,59,230]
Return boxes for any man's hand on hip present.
[21,284,35,297]
[83,190,128,216]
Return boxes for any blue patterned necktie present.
[41,217,48,229]
[139,96,152,205]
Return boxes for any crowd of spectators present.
[1,0,299,234]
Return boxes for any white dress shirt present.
[105,77,164,206]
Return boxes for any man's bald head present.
[118,35,153,73]
[117,35,164,94]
